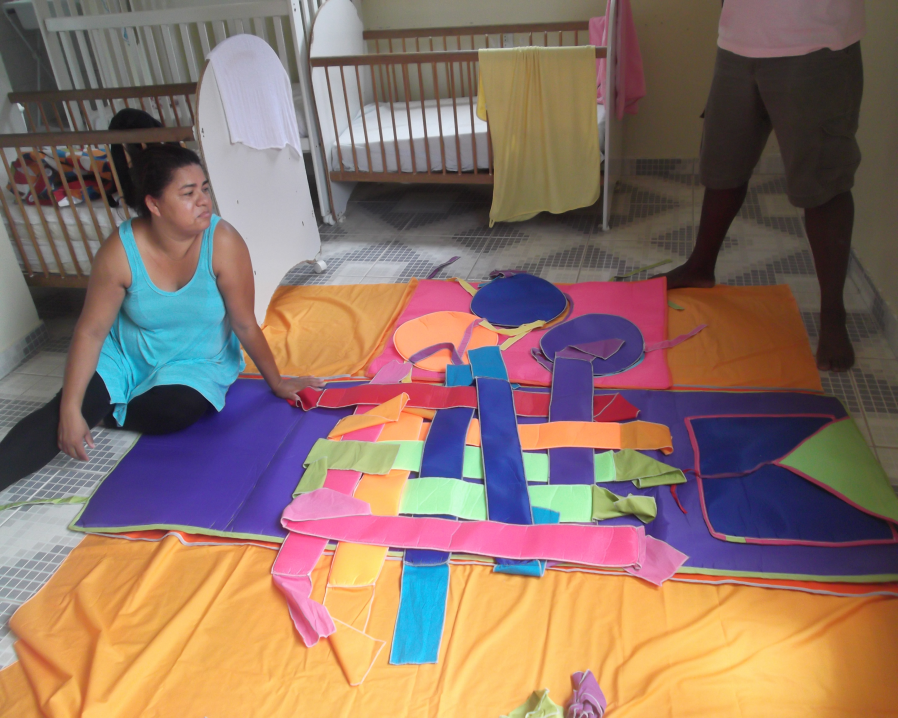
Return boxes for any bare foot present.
[656,262,716,289]
[816,309,855,372]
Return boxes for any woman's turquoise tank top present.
[97,214,244,426]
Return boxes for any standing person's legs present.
[665,49,771,288]
[757,42,863,371]
[0,372,114,491]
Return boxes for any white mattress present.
[3,198,127,276]
[330,98,606,173]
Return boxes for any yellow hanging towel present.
[477,46,601,226]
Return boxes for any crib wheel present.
[313,260,327,274]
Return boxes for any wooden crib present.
[309,0,625,229]
[1,84,194,286]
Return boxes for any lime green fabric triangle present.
[293,457,328,496]
[501,689,562,718]
[611,449,686,487]
[778,418,898,523]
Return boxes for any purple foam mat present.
[73,379,353,540]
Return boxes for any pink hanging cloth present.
[590,0,646,121]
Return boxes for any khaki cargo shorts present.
[699,42,863,209]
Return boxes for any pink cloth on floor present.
[282,489,646,569]
[590,0,645,120]
[366,279,671,389]
[624,535,688,586]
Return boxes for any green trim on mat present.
[68,518,288,544]
[0,495,89,512]
[675,566,898,583]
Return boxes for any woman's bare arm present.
[213,221,323,401]
[58,232,130,459]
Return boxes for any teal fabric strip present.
[389,563,450,665]
[302,439,399,474]
[468,346,509,380]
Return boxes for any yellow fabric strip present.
[477,47,601,226]
[464,420,673,454]
[327,393,410,439]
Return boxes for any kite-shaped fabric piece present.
[327,393,410,438]
[689,415,898,546]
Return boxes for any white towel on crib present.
[207,34,303,153]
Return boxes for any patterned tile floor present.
[1,167,897,670]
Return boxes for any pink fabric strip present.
[271,419,384,646]
[282,489,645,569]
[624,535,688,586]
[644,324,707,353]
[370,360,413,384]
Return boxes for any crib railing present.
[1,125,192,286]
[311,25,605,185]
[10,83,196,133]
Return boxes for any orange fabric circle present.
[393,311,499,372]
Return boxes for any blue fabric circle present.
[540,313,644,376]
[471,273,567,327]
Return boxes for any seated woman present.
[0,142,322,490]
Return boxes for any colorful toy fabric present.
[7,147,116,206]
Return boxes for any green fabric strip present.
[667,300,685,310]
[528,485,593,523]
[610,449,686,487]
[463,445,484,479]
[778,418,898,524]
[0,495,89,512]
[293,457,328,496]
[524,452,550,483]
[592,485,657,523]
[400,479,593,523]
[400,478,487,521]
[383,440,426,471]
[303,439,399,475]
[594,450,616,483]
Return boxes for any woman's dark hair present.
[108,108,162,208]
[127,144,204,219]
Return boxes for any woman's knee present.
[124,385,211,434]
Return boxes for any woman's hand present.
[57,407,95,461]
[273,376,326,403]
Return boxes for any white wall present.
[853,0,898,314]
[0,53,42,357]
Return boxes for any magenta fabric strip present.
[282,489,648,569]
[644,324,707,352]
[623,535,688,586]
[370,360,413,384]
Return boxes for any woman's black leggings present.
[0,372,211,491]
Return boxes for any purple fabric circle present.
[540,313,644,376]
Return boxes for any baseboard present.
[0,322,48,380]
[848,252,898,358]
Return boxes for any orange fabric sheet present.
[667,285,822,391]
[4,535,898,718]
[243,280,417,378]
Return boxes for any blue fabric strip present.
[477,376,533,524]
[468,346,509,381]
[549,355,595,484]
[389,563,451,665]
[420,407,475,480]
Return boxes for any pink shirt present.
[718,0,866,58]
